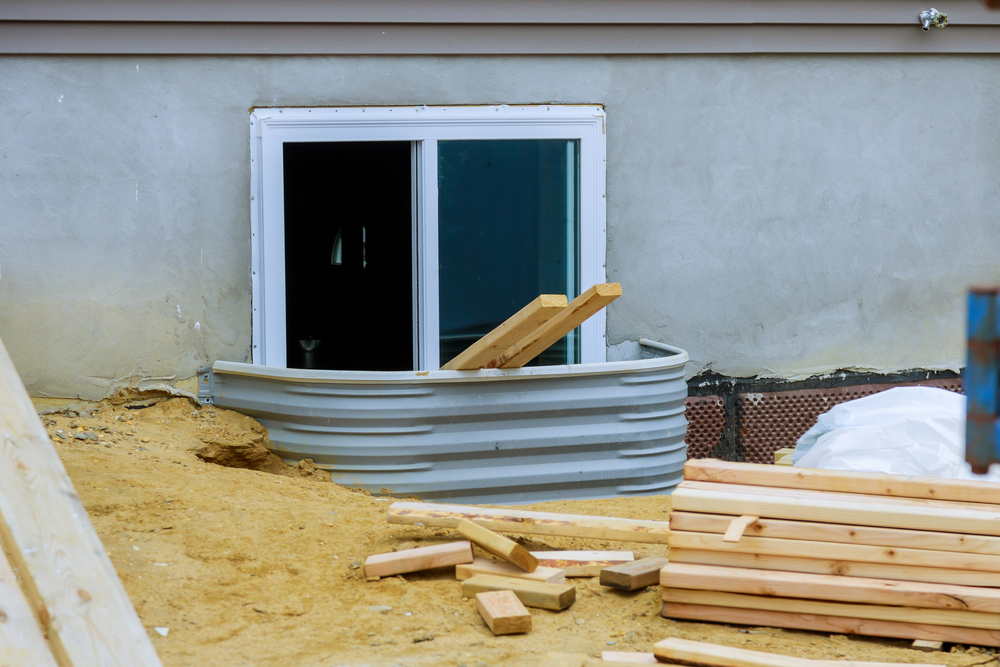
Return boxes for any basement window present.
[250,106,607,371]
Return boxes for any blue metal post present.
[966,287,1000,474]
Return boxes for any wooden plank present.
[667,531,1000,572]
[441,294,568,370]
[486,283,622,369]
[659,562,1000,612]
[670,511,1000,556]
[457,557,565,583]
[457,519,538,572]
[364,541,473,578]
[461,574,575,610]
[475,590,531,635]
[387,501,671,544]
[662,602,1000,646]
[722,515,758,543]
[532,550,633,577]
[662,589,999,630]
[911,640,943,652]
[0,337,163,667]
[601,652,659,664]
[0,542,59,667]
[669,548,1000,587]
[653,637,948,667]
[599,556,669,591]
[773,448,795,464]
[671,481,1000,536]
[684,458,1000,505]
[775,454,794,466]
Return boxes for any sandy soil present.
[31,397,998,667]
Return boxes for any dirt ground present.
[29,397,999,667]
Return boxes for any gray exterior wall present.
[2,54,999,398]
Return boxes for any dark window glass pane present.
[283,141,413,371]
[438,140,580,366]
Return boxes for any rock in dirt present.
[368,605,393,614]
[74,432,98,442]
[413,631,434,643]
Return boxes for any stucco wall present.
[1,56,998,398]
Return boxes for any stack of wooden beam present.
[662,459,1000,646]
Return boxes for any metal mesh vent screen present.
[683,395,725,460]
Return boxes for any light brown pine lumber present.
[364,541,473,578]
[599,556,670,591]
[671,481,1000,536]
[457,557,565,583]
[457,519,538,572]
[487,283,622,369]
[662,602,1000,646]
[669,548,1000,587]
[601,652,659,664]
[668,531,1000,572]
[653,637,948,667]
[441,294,567,370]
[662,589,999,630]
[0,337,163,667]
[722,515,758,543]
[539,655,669,667]
[0,542,59,667]
[660,562,1000,612]
[387,501,671,544]
[532,550,633,577]
[685,458,1000,505]
[462,574,576,610]
[476,589,531,635]
[670,511,1000,556]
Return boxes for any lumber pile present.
[375,500,660,637]
[663,458,1000,645]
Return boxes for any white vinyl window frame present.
[249,105,607,370]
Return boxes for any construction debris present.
[387,501,671,543]
[457,518,538,572]
[599,556,670,591]
[532,550,635,577]
[363,541,474,578]
[652,637,947,667]
[475,590,532,635]
[461,574,576,611]
[457,557,566,583]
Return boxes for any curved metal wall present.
[201,340,687,504]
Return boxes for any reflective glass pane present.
[438,140,580,366]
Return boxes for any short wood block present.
[457,557,565,583]
[600,556,669,591]
[475,590,531,635]
[457,518,538,572]
[364,541,473,578]
[462,574,576,610]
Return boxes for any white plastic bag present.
[792,386,1000,480]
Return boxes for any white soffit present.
[2,0,999,54]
